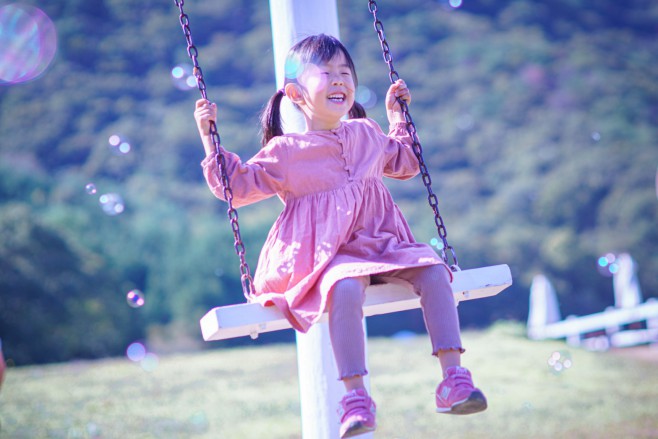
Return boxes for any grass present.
[1,322,657,438]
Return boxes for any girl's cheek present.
[306,73,326,91]
[300,64,327,90]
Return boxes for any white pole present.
[268,2,372,438]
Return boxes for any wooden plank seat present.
[200,264,513,341]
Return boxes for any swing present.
[174,0,512,342]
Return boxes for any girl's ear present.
[285,83,304,105]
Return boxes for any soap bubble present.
[597,253,618,277]
[171,64,196,90]
[430,237,445,250]
[126,289,145,308]
[0,3,58,85]
[99,193,124,216]
[126,342,146,362]
[108,134,131,155]
[85,183,97,195]
[547,350,572,374]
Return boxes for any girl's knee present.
[330,277,368,308]
[416,264,451,286]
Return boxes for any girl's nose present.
[331,75,343,86]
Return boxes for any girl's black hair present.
[260,34,366,146]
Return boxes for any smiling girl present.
[194,34,487,438]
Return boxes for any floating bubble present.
[126,289,145,308]
[597,253,619,277]
[0,4,58,85]
[108,134,121,146]
[430,238,445,250]
[99,192,124,216]
[449,0,463,8]
[140,352,159,372]
[85,183,97,195]
[547,350,572,374]
[108,135,131,155]
[591,131,601,142]
[356,85,377,109]
[126,342,146,362]
[118,142,131,154]
[171,64,196,90]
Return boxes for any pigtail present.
[349,101,367,119]
[260,89,286,147]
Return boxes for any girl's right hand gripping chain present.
[194,99,218,156]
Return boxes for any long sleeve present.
[201,139,288,208]
[378,120,420,180]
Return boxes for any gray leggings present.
[327,264,462,380]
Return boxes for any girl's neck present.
[303,114,343,132]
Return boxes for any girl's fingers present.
[393,80,411,103]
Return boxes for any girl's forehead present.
[312,51,348,67]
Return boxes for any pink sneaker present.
[436,366,487,415]
[338,389,377,438]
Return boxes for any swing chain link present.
[368,0,459,270]
[174,0,255,299]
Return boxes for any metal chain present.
[367,0,459,270]
[174,0,254,298]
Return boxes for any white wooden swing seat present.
[200,264,512,341]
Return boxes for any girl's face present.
[294,51,356,131]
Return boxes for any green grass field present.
[1,322,657,438]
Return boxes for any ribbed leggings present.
[327,264,462,380]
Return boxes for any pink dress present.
[201,118,449,332]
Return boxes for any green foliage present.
[1,0,657,364]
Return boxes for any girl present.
[195,34,487,438]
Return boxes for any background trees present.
[1,0,656,364]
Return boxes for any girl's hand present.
[385,79,411,123]
[194,99,218,136]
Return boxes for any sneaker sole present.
[436,390,488,415]
[340,421,376,438]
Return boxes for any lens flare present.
[0,3,57,85]
[284,55,304,80]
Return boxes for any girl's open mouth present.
[328,93,346,103]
